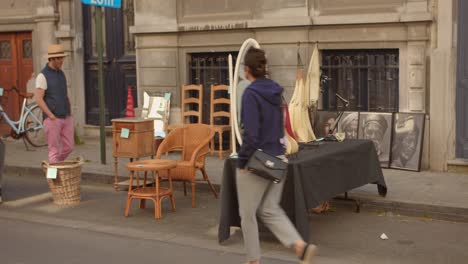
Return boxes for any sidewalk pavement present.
[3,136,468,223]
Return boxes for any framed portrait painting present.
[314,111,340,138]
[358,112,393,167]
[390,113,425,171]
[337,112,359,140]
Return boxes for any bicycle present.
[0,86,47,148]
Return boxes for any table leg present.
[140,172,148,209]
[114,157,118,191]
[378,184,387,197]
[168,168,176,212]
[124,171,134,216]
[155,171,161,219]
[334,192,361,213]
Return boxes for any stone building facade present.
[0,0,86,135]
[0,0,465,172]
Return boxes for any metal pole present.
[96,7,106,164]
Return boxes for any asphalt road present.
[0,218,292,264]
[1,173,468,264]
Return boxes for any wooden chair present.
[210,84,231,159]
[156,124,218,208]
[182,84,203,124]
[166,84,203,134]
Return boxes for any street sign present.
[81,0,121,9]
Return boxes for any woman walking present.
[236,47,317,264]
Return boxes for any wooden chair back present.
[181,84,203,124]
[210,84,230,126]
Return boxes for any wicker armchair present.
[156,124,218,207]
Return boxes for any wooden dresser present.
[112,117,155,190]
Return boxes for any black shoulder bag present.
[246,150,288,184]
[244,90,288,183]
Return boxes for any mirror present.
[141,91,171,138]
[231,38,261,147]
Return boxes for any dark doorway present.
[82,0,136,125]
[456,0,468,158]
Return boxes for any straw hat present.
[47,44,68,59]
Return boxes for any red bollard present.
[125,86,135,117]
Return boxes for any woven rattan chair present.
[156,124,218,207]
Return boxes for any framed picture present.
[390,113,425,171]
[358,112,393,167]
[337,111,359,140]
[314,111,340,138]
[142,91,171,138]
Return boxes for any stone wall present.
[2,0,457,171]
[130,0,445,169]
[132,0,433,107]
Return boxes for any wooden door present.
[82,0,136,125]
[0,32,32,136]
[16,33,33,99]
[456,0,468,158]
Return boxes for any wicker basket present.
[42,157,84,206]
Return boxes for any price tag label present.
[120,128,130,138]
[47,167,58,179]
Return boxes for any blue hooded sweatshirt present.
[237,78,285,169]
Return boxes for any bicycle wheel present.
[24,104,47,147]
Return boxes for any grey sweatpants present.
[236,168,303,261]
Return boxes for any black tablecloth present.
[218,139,387,243]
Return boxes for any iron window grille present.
[188,52,237,124]
[321,49,399,112]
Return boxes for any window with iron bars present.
[320,49,399,112]
[188,52,238,150]
[188,52,237,124]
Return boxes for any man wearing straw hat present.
[35,44,74,164]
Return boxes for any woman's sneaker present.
[299,244,317,264]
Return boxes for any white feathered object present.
[305,44,321,112]
[289,45,318,143]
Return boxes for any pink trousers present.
[44,116,75,164]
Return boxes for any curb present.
[356,198,468,223]
[6,165,468,224]
[6,165,125,185]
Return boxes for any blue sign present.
[81,0,121,8]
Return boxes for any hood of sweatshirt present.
[247,78,283,106]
